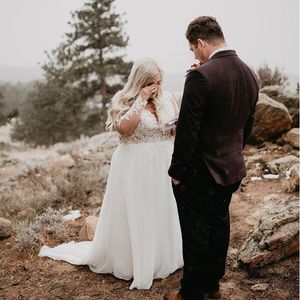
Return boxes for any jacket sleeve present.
[243,82,259,147]
[243,104,256,148]
[168,70,209,181]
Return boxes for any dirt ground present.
[0,143,299,300]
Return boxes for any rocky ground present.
[0,85,299,300]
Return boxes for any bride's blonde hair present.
[106,58,163,130]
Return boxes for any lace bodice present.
[119,91,177,144]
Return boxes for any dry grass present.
[14,207,65,252]
[0,133,117,222]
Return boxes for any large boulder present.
[285,163,299,192]
[0,217,13,238]
[79,216,98,240]
[260,86,298,107]
[260,85,299,127]
[284,128,299,148]
[249,93,292,143]
[238,197,299,268]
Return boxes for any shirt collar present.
[209,46,233,59]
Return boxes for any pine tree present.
[11,81,85,146]
[13,0,132,145]
[43,0,132,129]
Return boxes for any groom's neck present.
[205,41,227,60]
[209,41,227,53]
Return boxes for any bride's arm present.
[114,84,158,136]
[114,96,147,136]
[171,95,179,116]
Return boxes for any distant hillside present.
[0,66,43,83]
[0,66,186,97]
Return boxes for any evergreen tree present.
[43,0,132,129]
[13,0,132,145]
[11,81,84,146]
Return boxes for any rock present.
[250,94,292,143]
[259,85,283,100]
[79,216,98,240]
[238,197,299,268]
[0,217,13,238]
[284,128,299,148]
[282,143,295,152]
[260,85,299,127]
[245,210,262,226]
[285,163,299,192]
[260,85,283,98]
[250,283,270,292]
[262,194,281,203]
[266,155,298,174]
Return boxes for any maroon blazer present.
[168,50,259,186]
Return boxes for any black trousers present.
[172,164,240,300]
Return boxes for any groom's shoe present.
[164,290,183,300]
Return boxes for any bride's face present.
[144,74,162,98]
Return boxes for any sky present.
[0,0,299,79]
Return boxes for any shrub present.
[257,64,288,88]
[14,207,65,252]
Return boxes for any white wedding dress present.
[39,91,183,289]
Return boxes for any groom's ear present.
[197,38,205,48]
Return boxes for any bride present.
[39,58,183,290]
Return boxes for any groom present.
[166,16,259,300]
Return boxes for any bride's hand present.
[139,84,157,100]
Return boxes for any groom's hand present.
[172,177,181,186]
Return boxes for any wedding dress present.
[39,90,183,289]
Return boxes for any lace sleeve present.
[114,96,147,136]
[170,96,179,115]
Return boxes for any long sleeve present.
[243,92,259,147]
[168,70,209,181]
[243,68,259,147]
[243,105,255,148]
[115,96,147,136]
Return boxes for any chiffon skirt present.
[39,139,183,289]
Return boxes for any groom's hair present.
[186,16,225,45]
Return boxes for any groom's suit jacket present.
[168,50,259,186]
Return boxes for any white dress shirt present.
[209,46,233,60]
